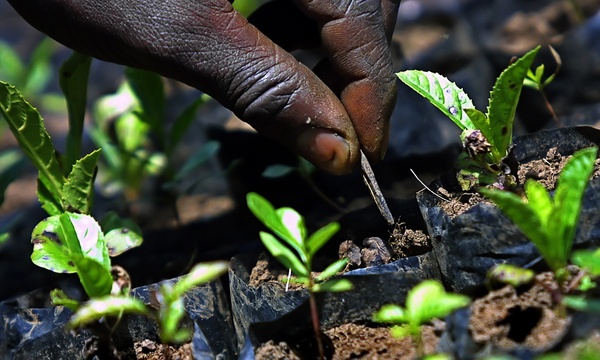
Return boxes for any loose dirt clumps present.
[469,272,570,351]
[134,339,193,360]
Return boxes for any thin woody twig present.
[360,150,394,225]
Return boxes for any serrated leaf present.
[315,258,347,283]
[307,222,339,257]
[259,231,308,278]
[68,296,148,329]
[62,149,100,214]
[396,70,475,130]
[487,46,540,161]
[60,52,92,175]
[0,81,65,212]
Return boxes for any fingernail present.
[296,128,351,174]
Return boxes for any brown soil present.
[470,272,570,351]
[255,322,442,360]
[133,339,193,360]
[435,147,600,218]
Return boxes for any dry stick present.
[409,168,450,202]
[360,150,395,225]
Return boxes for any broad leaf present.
[572,248,600,277]
[406,280,470,325]
[68,296,148,329]
[74,256,113,298]
[259,231,308,278]
[101,212,143,256]
[62,149,100,214]
[373,304,407,324]
[0,81,64,213]
[396,70,475,131]
[486,46,539,160]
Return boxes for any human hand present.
[8,0,400,174]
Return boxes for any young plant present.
[523,45,562,127]
[373,280,470,357]
[480,146,598,284]
[397,46,540,190]
[246,192,353,360]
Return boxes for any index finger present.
[294,0,400,162]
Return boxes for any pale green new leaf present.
[68,296,149,329]
[405,280,470,325]
[0,81,64,213]
[524,180,553,228]
[390,324,415,339]
[307,221,340,257]
[159,295,191,344]
[171,261,228,300]
[572,248,600,277]
[259,231,308,278]
[62,149,100,214]
[396,70,475,130]
[487,46,539,160]
[313,278,353,293]
[315,258,348,283]
[373,304,407,324]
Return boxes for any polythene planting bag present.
[417,126,600,294]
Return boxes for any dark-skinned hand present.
[7,0,400,174]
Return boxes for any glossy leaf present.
[0,81,64,214]
[259,231,308,278]
[68,296,148,329]
[396,70,475,131]
[486,46,539,161]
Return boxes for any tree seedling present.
[373,280,470,357]
[480,147,597,282]
[246,192,353,360]
[397,46,540,190]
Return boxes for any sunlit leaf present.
[68,296,148,329]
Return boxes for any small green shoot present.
[397,46,540,190]
[485,263,536,290]
[480,147,598,277]
[247,192,353,360]
[523,45,562,127]
[373,280,470,357]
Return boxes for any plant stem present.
[540,89,562,128]
[309,292,326,360]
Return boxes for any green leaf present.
[405,280,470,325]
[158,294,191,344]
[73,256,113,298]
[0,149,25,206]
[262,164,296,178]
[167,94,210,155]
[373,304,407,324]
[464,109,493,155]
[396,70,475,131]
[62,149,100,214]
[22,38,55,98]
[0,81,65,212]
[315,258,348,283]
[50,288,80,311]
[485,264,535,288]
[275,207,306,249]
[101,212,143,256]
[59,52,92,174]
[170,261,228,300]
[126,67,164,142]
[486,46,540,160]
[390,324,413,339]
[572,248,600,277]
[0,41,24,86]
[550,147,598,269]
[259,231,309,278]
[563,295,600,313]
[247,192,305,257]
[68,296,149,329]
[306,222,340,257]
[31,215,78,273]
[312,278,353,293]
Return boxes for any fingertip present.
[296,128,357,175]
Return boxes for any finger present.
[294,0,400,162]
[8,0,361,174]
